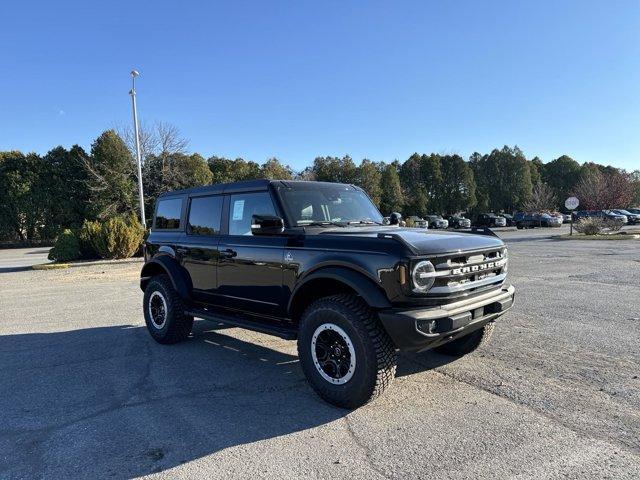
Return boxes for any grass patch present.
[32,263,70,270]
[557,233,640,241]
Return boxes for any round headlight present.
[412,260,436,293]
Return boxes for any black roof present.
[158,179,359,198]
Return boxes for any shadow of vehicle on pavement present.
[0,320,456,478]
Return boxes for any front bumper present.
[379,285,515,352]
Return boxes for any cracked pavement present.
[0,234,639,479]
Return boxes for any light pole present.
[129,70,146,228]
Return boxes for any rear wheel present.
[297,294,397,409]
[143,274,193,344]
[434,322,495,357]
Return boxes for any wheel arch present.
[140,256,193,300]
[288,267,391,323]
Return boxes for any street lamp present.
[129,69,146,228]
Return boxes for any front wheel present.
[434,322,495,357]
[297,294,397,409]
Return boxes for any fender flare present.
[287,266,391,315]
[140,256,193,300]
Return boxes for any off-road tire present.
[297,294,397,409]
[434,321,495,357]
[143,274,193,344]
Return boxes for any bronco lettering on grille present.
[451,259,505,275]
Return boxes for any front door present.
[215,191,287,317]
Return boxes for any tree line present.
[1,125,639,243]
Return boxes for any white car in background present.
[425,215,449,229]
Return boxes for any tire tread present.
[298,294,397,408]
[144,274,193,344]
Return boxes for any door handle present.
[219,248,237,259]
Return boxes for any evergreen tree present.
[470,146,532,213]
[0,151,48,241]
[439,154,476,214]
[261,158,293,180]
[85,130,137,219]
[208,156,261,184]
[379,162,403,214]
[312,156,358,184]
[40,145,90,236]
[354,159,382,206]
[542,155,581,203]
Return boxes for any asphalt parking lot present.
[1,229,639,479]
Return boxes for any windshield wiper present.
[346,220,384,226]
[299,221,347,227]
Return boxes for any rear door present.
[181,194,224,301]
[215,191,287,317]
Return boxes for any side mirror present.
[389,212,402,225]
[251,215,285,235]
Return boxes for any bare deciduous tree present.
[573,170,635,210]
[523,182,557,212]
[116,121,188,162]
[156,122,189,156]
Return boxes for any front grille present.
[427,247,507,297]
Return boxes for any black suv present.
[141,180,515,408]
[475,213,507,228]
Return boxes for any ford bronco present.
[140,180,515,408]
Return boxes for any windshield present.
[278,184,384,227]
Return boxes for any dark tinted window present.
[228,192,276,235]
[188,196,223,235]
[155,198,182,229]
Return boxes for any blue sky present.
[1,1,638,171]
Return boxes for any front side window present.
[188,196,223,235]
[155,198,183,229]
[228,192,277,235]
[279,186,383,227]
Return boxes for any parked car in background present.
[611,209,639,225]
[500,213,515,226]
[575,210,628,224]
[514,212,538,229]
[407,216,429,228]
[549,212,565,224]
[447,215,471,229]
[574,210,595,220]
[626,208,640,215]
[425,215,449,229]
[561,213,572,223]
[476,213,507,228]
[538,213,563,228]
[601,210,628,224]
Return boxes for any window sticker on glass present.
[232,200,245,220]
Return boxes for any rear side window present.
[187,196,223,235]
[228,192,276,235]
[155,198,183,229]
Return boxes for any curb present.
[31,257,143,270]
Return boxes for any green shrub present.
[48,229,80,262]
[86,213,144,259]
[78,221,101,259]
[574,217,602,235]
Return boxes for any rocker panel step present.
[185,308,298,340]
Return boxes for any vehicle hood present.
[317,226,504,255]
